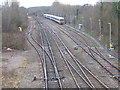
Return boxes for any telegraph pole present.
[82,16,84,25]
[90,17,92,33]
[98,19,102,40]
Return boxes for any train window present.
[60,19,64,21]
[55,18,59,21]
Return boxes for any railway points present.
[25,16,119,89]
[2,1,119,89]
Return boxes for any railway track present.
[44,19,119,82]
[55,24,120,81]
[26,17,62,89]
[39,22,62,89]
[38,18,111,89]
[26,16,118,89]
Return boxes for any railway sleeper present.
[45,76,65,81]
[48,70,63,73]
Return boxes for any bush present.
[2,33,26,50]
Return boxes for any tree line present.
[28,1,119,51]
[2,1,28,50]
[2,1,28,33]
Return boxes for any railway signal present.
[108,23,114,50]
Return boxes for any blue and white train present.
[43,14,64,25]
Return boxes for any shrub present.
[2,32,26,50]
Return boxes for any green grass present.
[82,29,118,54]
[83,30,95,37]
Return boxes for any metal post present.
[82,16,84,25]
[82,16,84,30]
[108,23,112,50]
[90,18,92,33]
[98,19,102,40]
[98,19,101,35]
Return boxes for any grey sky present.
[1,0,119,8]
[18,0,97,8]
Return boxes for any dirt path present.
[2,49,43,88]
[2,51,26,88]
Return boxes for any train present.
[43,14,64,25]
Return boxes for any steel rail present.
[74,30,120,71]
[39,18,113,89]
[42,27,63,88]
[53,31,110,89]
[44,21,95,88]
[44,22,110,89]
[40,28,48,89]
[63,25,120,71]
[26,25,46,88]
[50,31,96,89]
[35,18,63,89]
[26,17,62,89]
[44,22,109,89]
[55,25,120,81]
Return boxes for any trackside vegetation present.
[2,1,28,50]
[28,1,119,53]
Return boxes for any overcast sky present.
[1,0,119,8]
[18,0,98,8]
